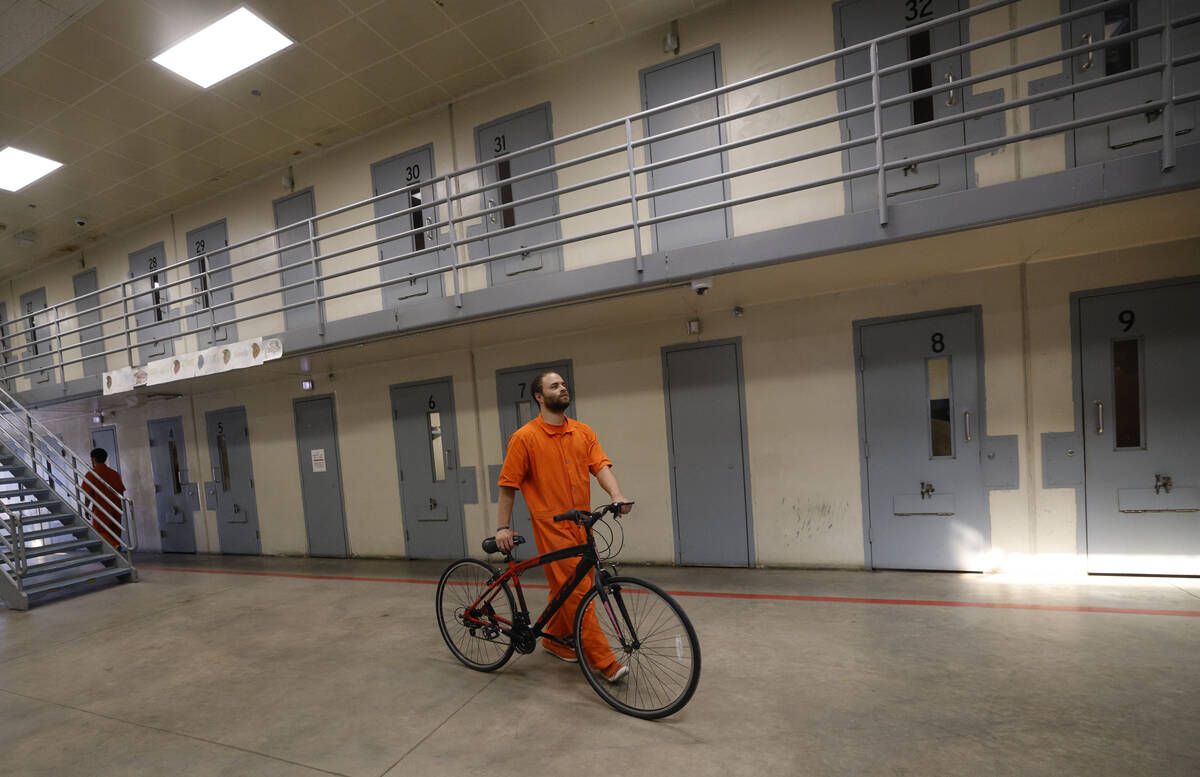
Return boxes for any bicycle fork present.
[597,583,640,651]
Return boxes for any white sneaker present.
[542,642,578,663]
[604,664,629,683]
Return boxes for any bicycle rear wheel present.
[574,576,701,719]
[436,558,516,672]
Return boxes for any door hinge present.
[256,529,260,539]
[398,468,403,481]
[160,530,167,538]
[404,529,409,542]
[863,440,869,458]
[393,409,398,421]
[249,478,254,489]
[856,355,865,372]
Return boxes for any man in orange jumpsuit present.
[81,447,125,548]
[496,371,633,682]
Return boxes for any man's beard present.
[543,395,570,413]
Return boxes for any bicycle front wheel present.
[436,558,516,672]
[575,576,701,719]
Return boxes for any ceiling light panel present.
[0,147,63,192]
[153,8,293,89]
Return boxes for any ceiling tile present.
[338,0,382,11]
[493,39,559,78]
[141,0,240,33]
[228,153,282,182]
[18,178,86,214]
[251,0,351,42]
[256,44,344,94]
[308,77,384,119]
[434,0,500,25]
[41,105,128,147]
[461,3,545,59]
[111,62,200,111]
[359,1,451,51]
[0,112,36,145]
[99,179,160,209]
[39,23,143,82]
[404,30,486,82]
[522,0,608,37]
[153,152,224,182]
[0,79,68,125]
[263,99,343,139]
[75,148,149,179]
[352,54,430,103]
[48,164,121,197]
[76,86,164,130]
[209,70,297,116]
[141,112,216,150]
[614,0,693,33]
[390,85,448,118]
[190,135,259,169]
[105,131,186,167]
[344,104,400,135]
[552,13,622,54]
[306,17,396,75]
[173,93,254,135]
[438,63,503,98]
[306,122,356,149]
[125,166,190,197]
[3,52,104,105]
[14,127,97,165]
[223,118,301,156]
[81,0,187,57]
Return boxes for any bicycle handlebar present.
[552,502,634,525]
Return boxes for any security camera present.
[690,278,713,296]
[73,216,88,228]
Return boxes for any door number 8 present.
[931,332,945,353]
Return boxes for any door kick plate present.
[1117,487,1200,514]
[893,493,956,517]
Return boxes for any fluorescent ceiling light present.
[153,8,292,88]
[0,147,63,192]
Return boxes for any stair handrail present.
[0,385,137,557]
[0,501,26,581]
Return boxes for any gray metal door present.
[837,0,967,211]
[475,104,563,285]
[372,146,444,304]
[187,219,236,347]
[205,406,261,555]
[391,378,465,558]
[1068,0,1199,166]
[0,301,11,388]
[128,243,176,363]
[18,287,54,385]
[1079,281,1200,575]
[859,311,988,570]
[663,342,752,567]
[148,416,196,553]
[293,396,349,557]
[496,360,575,550]
[274,189,318,333]
[641,47,730,252]
[90,427,120,473]
[72,269,106,376]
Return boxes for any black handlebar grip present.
[553,510,580,523]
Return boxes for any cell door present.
[391,378,465,558]
[148,416,196,553]
[837,0,968,211]
[72,269,106,377]
[641,47,730,252]
[187,219,236,347]
[475,104,563,285]
[1079,281,1200,575]
[1068,0,1198,166]
[90,426,120,473]
[18,287,54,385]
[372,146,443,305]
[663,342,752,567]
[205,406,261,555]
[858,310,988,570]
[274,189,319,333]
[293,396,349,558]
[496,360,575,550]
[129,243,176,363]
[0,301,11,387]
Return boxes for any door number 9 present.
[1118,310,1135,332]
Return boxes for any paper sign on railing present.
[102,337,284,395]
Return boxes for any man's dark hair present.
[531,371,558,403]
[90,447,108,463]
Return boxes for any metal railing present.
[0,0,1195,388]
[0,381,137,591]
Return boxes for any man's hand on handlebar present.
[495,526,514,553]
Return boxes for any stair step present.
[5,512,78,527]
[7,551,116,578]
[3,537,103,559]
[2,500,63,512]
[0,475,40,484]
[1,524,90,543]
[0,487,52,499]
[22,565,131,597]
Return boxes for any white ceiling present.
[0,0,719,280]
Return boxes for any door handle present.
[1080,33,1094,71]
[920,481,936,500]
[487,198,496,223]
[1154,474,1173,495]
[963,410,972,442]
[1093,400,1104,435]
[429,497,439,510]
[445,448,455,470]
[233,503,241,514]
[944,72,956,106]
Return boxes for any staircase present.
[0,389,137,611]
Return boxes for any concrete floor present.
[1,554,1198,777]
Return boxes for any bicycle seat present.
[482,534,526,554]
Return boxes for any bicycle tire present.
[436,558,516,672]
[574,576,701,719]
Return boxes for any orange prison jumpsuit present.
[81,463,125,548]
[497,415,621,675]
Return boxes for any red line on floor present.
[138,565,1200,617]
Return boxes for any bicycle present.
[435,502,701,719]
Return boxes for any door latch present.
[1154,474,1173,495]
[233,503,241,513]
[920,481,936,500]
[429,497,439,510]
